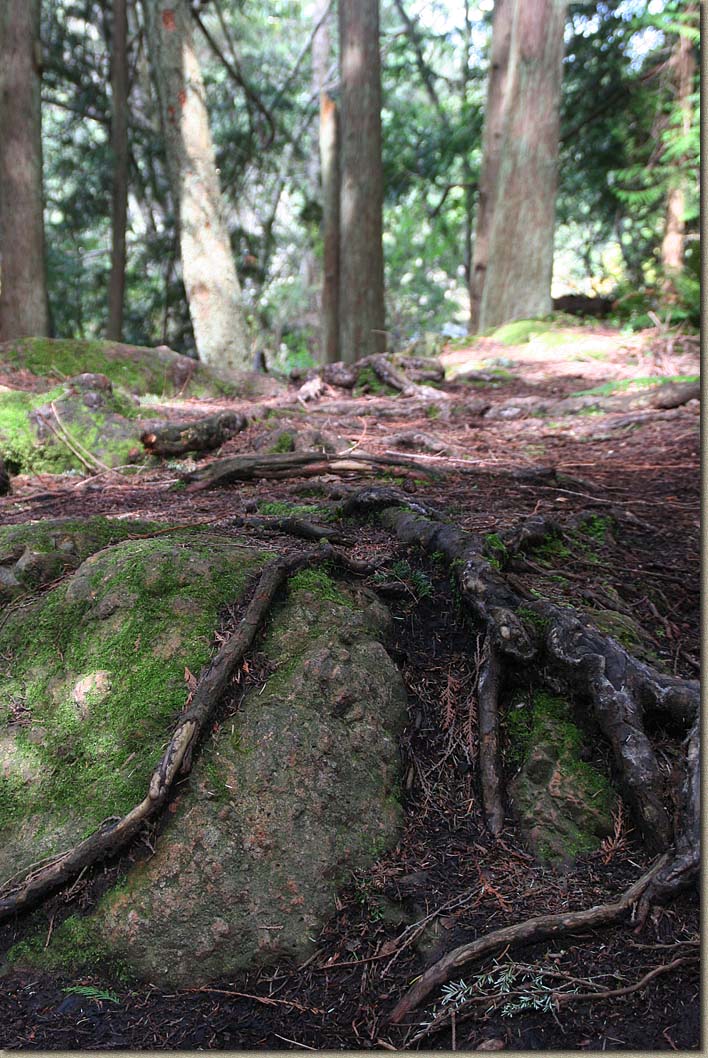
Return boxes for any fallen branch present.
[180,449,442,492]
[141,411,247,456]
[387,855,668,1022]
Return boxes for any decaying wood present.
[387,854,669,1022]
[180,449,442,492]
[141,411,247,456]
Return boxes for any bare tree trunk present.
[470,0,568,333]
[660,9,697,287]
[338,0,385,363]
[143,0,250,373]
[320,91,340,363]
[0,0,49,340]
[107,0,129,341]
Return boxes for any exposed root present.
[345,486,699,891]
[477,634,504,835]
[387,855,669,1023]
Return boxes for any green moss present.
[257,500,333,521]
[0,535,270,841]
[0,384,142,474]
[267,431,296,454]
[516,606,550,633]
[7,913,130,980]
[353,366,396,397]
[288,568,353,608]
[488,319,553,345]
[0,386,68,473]
[484,533,508,570]
[425,403,441,419]
[578,515,611,544]
[571,374,699,398]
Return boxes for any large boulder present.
[1,523,407,985]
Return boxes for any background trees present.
[0,0,49,340]
[0,0,699,360]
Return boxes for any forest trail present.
[0,322,700,1050]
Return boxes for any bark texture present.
[338,0,386,362]
[0,0,49,340]
[140,410,247,456]
[143,0,250,372]
[470,0,568,332]
[107,0,129,341]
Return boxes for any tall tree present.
[0,0,49,340]
[143,0,250,372]
[313,0,340,364]
[470,0,568,333]
[659,6,697,286]
[338,0,385,363]
[107,0,129,341]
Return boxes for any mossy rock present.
[0,523,271,882]
[0,338,235,398]
[1,534,407,985]
[0,373,146,475]
[0,515,164,603]
[508,693,615,865]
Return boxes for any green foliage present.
[376,559,433,601]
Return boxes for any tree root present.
[387,855,669,1023]
[0,543,368,922]
[477,635,503,835]
[345,487,699,887]
[141,411,247,456]
[302,352,444,399]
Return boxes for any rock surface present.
[508,693,616,864]
[1,522,407,985]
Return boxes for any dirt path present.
[0,326,700,1050]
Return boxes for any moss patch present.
[0,382,142,474]
[488,319,553,345]
[0,529,272,878]
[508,692,615,864]
[0,337,233,398]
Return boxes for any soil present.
[0,324,700,1050]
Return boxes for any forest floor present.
[0,323,700,1051]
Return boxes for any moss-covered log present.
[141,410,247,456]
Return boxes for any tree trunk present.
[143,0,250,373]
[320,91,340,363]
[107,0,129,341]
[469,0,568,333]
[338,0,385,363]
[660,10,697,286]
[0,0,49,340]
